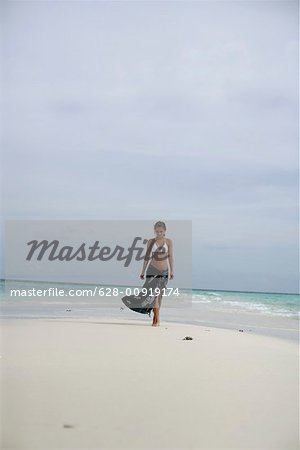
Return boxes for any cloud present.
[1,0,298,292]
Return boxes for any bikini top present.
[151,238,168,255]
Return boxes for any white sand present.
[0,318,298,450]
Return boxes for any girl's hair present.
[154,221,166,231]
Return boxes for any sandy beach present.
[0,317,298,450]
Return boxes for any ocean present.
[1,279,299,342]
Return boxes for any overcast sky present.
[1,0,299,293]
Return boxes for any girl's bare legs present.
[152,291,163,327]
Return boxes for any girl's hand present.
[140,272,145,280]
[170,272,174,280]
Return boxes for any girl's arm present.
[140,239,154,277]
[168,239,174,279]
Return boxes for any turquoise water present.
[0,279,299,320]
[191,289,299,319]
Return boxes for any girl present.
[122,221,174,327]
[141,221,174,326]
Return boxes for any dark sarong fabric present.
[121,264,169,317]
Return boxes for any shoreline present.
[1,312,298,344]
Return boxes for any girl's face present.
[154,227,165,238]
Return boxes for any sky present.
[1,0,299,293]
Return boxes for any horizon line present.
[1,278,299,296]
